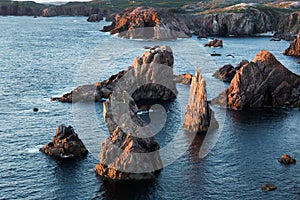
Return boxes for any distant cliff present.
[178,7,300,36]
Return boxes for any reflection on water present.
[96,179,158,200]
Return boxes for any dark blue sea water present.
[0,16,299,200]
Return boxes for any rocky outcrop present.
[261,183,277,192]
[204,38,223,48]
[283,33,300,56]
[95,91,162,180]
[212,50,300,109]
[183,68,213,134]
[87,13,103,22]
[51,46,177,103]
[213,60,249,82]
[101,7,191,40]
[278,154,296,165]
[174,73,193,85]
[40,125,88,159]
[213,64,235,82]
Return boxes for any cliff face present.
[178,11,278,36]
[42,6,115,17]
[212,50,300,109]
[101,7,191,40]
[178,10,300,36]
[0,3,43,16]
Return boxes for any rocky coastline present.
[1,2,299,38]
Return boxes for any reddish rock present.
[101,7,191,40]
[283,33,300,56]
[212,50,300,109]
[40,125,88,159]
[95,92,162,180]
[204,38,223,48]
[183,68,215,134]
[261,183,277,192]
[174,73,193,85]
[278,154,296,165]
[51,46,177,103]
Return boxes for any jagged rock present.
[278,154,296,165]
[101,7,191,40]
[212,50,300,109]
[236,59,249,70]
[183,68,213,134]
[204,38,223,47]
[213,64,235,82]
[174,73,193,85]
[95,91,162,180]
[40,125,88,159]
[261,183,277,192]
[51,46,177,103]
[283,33,300,56]
[87,13,103,22]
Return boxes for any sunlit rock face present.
[213,50,300,109]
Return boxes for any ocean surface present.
[0,16,300,200]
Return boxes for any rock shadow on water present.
[95,179,158,200]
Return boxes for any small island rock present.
[40,125,88,159]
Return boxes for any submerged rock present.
[40,125,88,159]
[278,154,296,165]
[204,38,223,48]
[174,73,193,85]
[183,68,214,134]
[95,91,162,180]
[101,7,191,40]
[261,183,277,192]
[212,50,300,109]
[213,64,235,82]
[283,33,300,56]
[51,46,177,103]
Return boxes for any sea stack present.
[95,92,162,180]
[40,125,88,159]
[212,50,300,109]
[183,68,213,134]
[51,46,177,103]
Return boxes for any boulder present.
[101,7,191,40]
[95,91,162,180]
[212,50,300,109]
[183,68,214,134]
[278,154,296,165]
[213,64,236,82]
[261,183,277,192]
[40,125,88,159]
[87,13,103,22]
[204,38,223,48]
[174,73,193,85]
[51,46,177,103]
[283,33,300,56]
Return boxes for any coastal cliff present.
[178,7,300,36]
[101,7,191,40]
